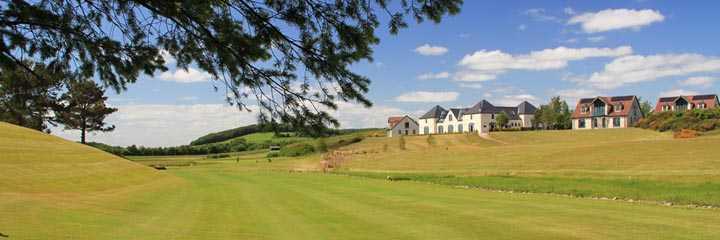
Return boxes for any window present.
[412,130,416,134]
[699,103,707,109]
[613,117,621,127]
[449,114,453,121]
[579,119,586,128]
[425,119,427,123]
[448,125,454,133]
[423,126,429,134]
[405,130,408,135]
[458,124,463,132]
[438,126,444,134]
[615,104,622,112]
[398,130,401,134]
[491,114,495,119]
[662,104,670,111]
[470,115,473,120]
[404,122,409,128]
[581,107,586,114]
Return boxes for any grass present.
[4,169,720,239]
[337,128,720,206]
[4,123,720,239]
[222,132,310,144]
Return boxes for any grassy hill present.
[0,122,177,193]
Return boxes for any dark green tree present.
[638,97,654,117]
[1,0,462,134]
[56,80,118,144]
[495,111,509,131]
[0,61,64,132]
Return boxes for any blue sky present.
[52,1,720,147]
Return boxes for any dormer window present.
[699,103,707,109]
[615,104,623,112]
[580,106,587,114]
[448,114,453,121]
[662,104,670,111]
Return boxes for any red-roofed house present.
[653,94,719,113]
[387,116,419,137]
[572,95,644,130]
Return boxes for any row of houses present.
[387,94,720,137]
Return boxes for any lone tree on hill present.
[1,0,462,135]
[496,111,509,131]
[56,80,117,144]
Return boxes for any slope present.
[0,121,177,193]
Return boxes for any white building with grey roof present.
[418,100,537,134]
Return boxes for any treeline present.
[634,108,720,132]
[532,96,572,130]
[88,137,304,157]
[190,121,382,146]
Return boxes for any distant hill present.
[0,122,175,193]
[190,123,383,146]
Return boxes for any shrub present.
[674,129,699,139]
[399,135,406,150]
[207,153,230,159]
[277,143,315,157]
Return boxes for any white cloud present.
[550,88,602,106]
[518,24,527,30]
[418,71,451,80]
[659,89,699,97]
[582,53,720,89]
[568,9,665,33]
[331,102,411,129]
[156,67,212,83]
[523,9,558,22]
[491,94,540,106]
[565,38,579,43]
[679,76,715,88]
[458,46,632,72]
[460,33,471,38]
[587,36,606,42]
[395,91,459,103]
[52,104,260,147]
[453,71,499,82]
[457,83,484,89]
[178,96,199,101]
[159,50,176,65]
[564,7,576,15]
[413,44,449,56]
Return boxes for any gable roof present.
[419,105,447,119]
[572,95,639,119]
[387,115,419,130]
[653,94,719,113]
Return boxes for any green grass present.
[4,123,720,239]
[338,128,720,206]
[222,132,310,144]
[4,169,720,239]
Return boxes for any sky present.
[51,0,720,147]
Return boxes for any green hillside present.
[0,122,177,193]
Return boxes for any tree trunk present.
[81,125,86,144]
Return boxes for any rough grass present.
[339,128,720,206]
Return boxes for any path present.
[478,132,516,146]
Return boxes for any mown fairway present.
[4,169,720,239]
[3,122,720,239]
